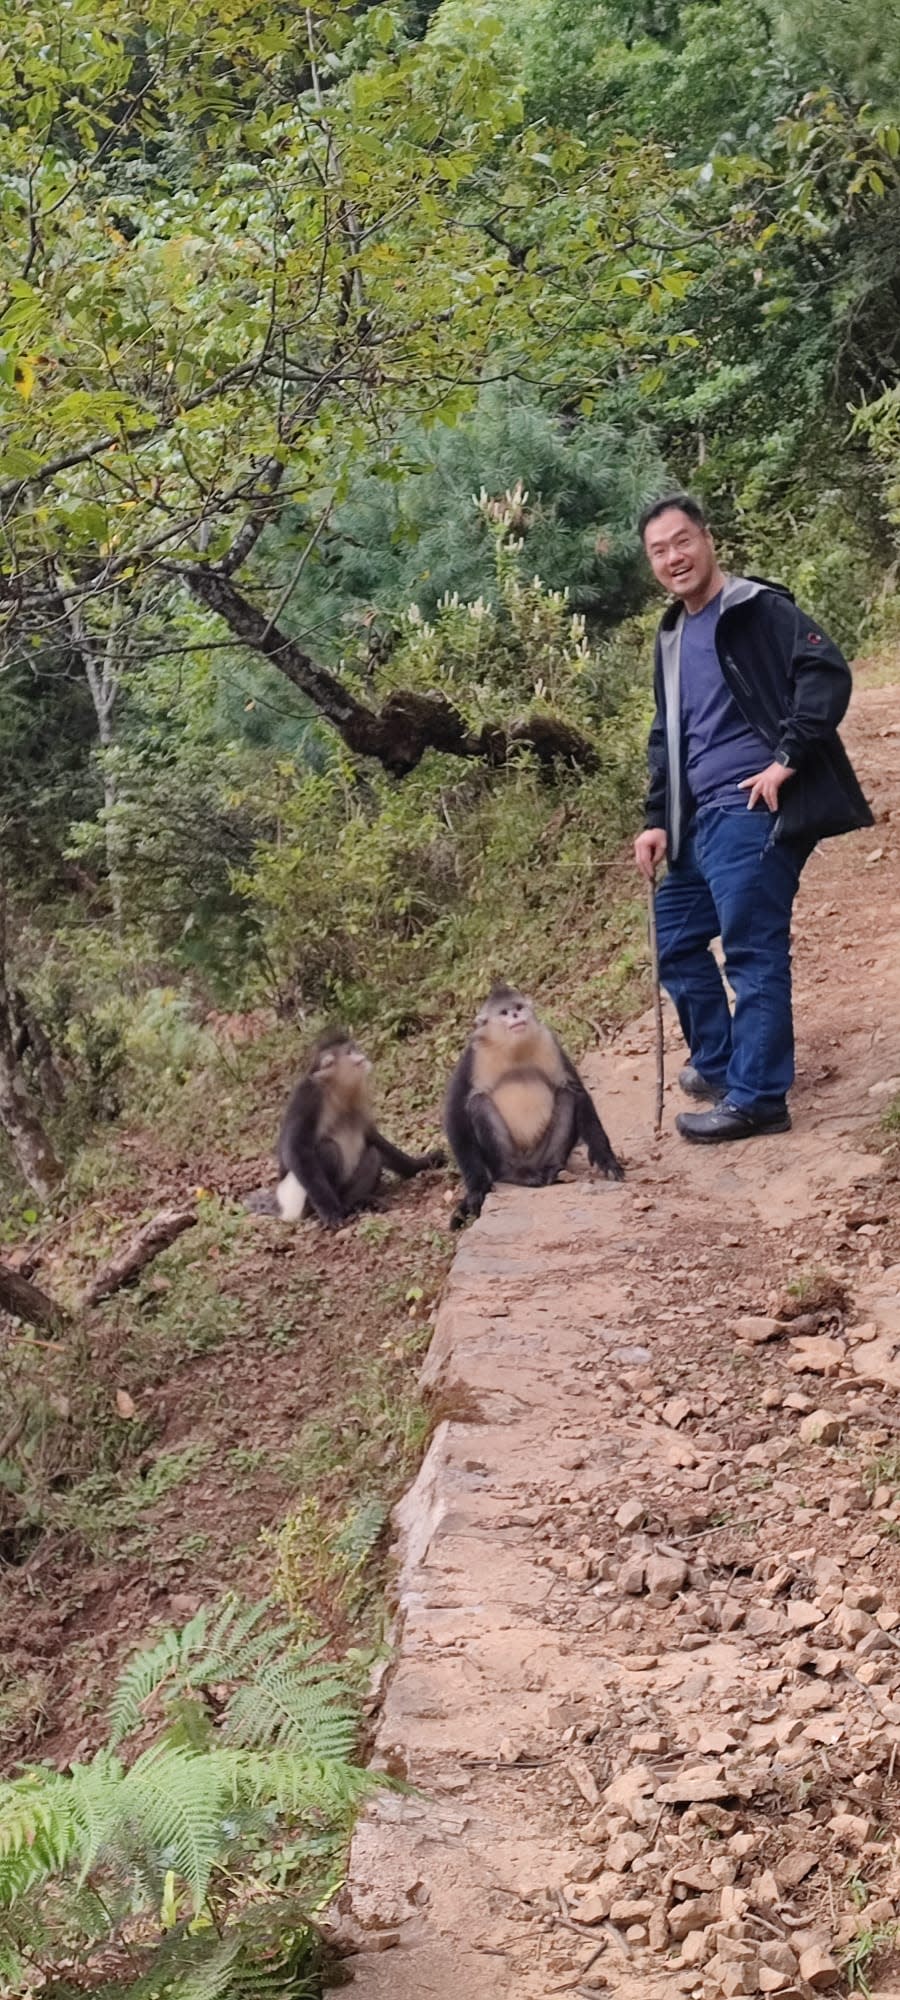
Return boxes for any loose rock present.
[567,1755,601,1807]
[798,1409,844,1446]
[851,1336,900,1390]
[657,1764,729,1804]
[616,1555,647,1595]
[719,1961,760,1997]
[797,1945,840,1989]
[787,1335,845,1374]
[733,1315,784,1344]
[645,1551,689,1603]
[667,1894,719,1940]
[775,1849,818,1889]
[679,1926,710,1967]
[759,1942,798,1978]
[834,1603,873,1645]
[827,1812,869,1847]
[785,1599,822,1630]
[605,1831,645,1872]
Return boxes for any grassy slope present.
[0,839,649,1768]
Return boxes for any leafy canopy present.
[0,0,684,613]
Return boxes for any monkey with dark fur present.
[445,985,623,1227]
[274,1029,444,1228]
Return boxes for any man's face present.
[643,507,717,600]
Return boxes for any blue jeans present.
[655,804,808,1117]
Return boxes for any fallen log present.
[1,1206,199,1334]
[81,1207,198,1307]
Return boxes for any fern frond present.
[224,1656,356,1760]
[108,1611,212,1747]
[235,1746,376,1820]
[211,1925,321,2000]
[196,1596,295,1683]
[0,1773,80,1903]
[108,1598,298,1749]
[69,1750,127,1876]
[0,1600,375,1994]
[124,1923,243,2000]
[119,1746,234,1910]
[124,1905,322,2000]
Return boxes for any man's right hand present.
[634,828,667,880]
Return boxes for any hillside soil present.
[0,1117,453,1766]
[341,681,900,2000]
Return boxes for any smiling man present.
[634,494,873,1143]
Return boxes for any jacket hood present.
[658,574,794,633]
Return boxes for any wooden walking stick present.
[646,873,664,1137]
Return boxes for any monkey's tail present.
[276,1172,308,1221]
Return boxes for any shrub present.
[235,527,652,1016]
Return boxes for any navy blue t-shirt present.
[680,593,771,808]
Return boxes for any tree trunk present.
[184,566,598,778]
[9,988,66,1111]
[0,1262,68,1336]
[0,1031,64,1199]
[98,732,124,932]
[55,572,126,927]
[0,893,64,1201]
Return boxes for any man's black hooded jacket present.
[644,575,873,863]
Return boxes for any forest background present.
[2,0,900,1994]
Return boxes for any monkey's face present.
[314,1038,371,1107]
[475,991,538,1054]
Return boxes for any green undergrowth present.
[0,1596,378,2000]
[882,1091,900,1137]
[47,1445,214,1560]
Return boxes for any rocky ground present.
[339,683,900,1999]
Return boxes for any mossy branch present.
[183,565,598,777]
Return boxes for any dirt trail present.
[341,683,900,2000]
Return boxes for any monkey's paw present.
[422,1147,448,1169]
[450,1188,487,1230]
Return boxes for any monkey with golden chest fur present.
[445,985,623,1227]
[276,1030,445,1228]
